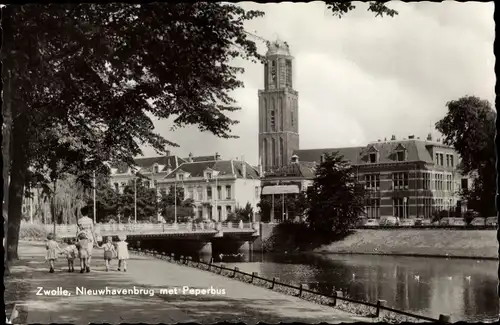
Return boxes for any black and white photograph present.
[2,1,497,324]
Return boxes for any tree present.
[117,182,158,223]
[325,1,398,18]
[86,180,120,223]
[228,202,254,222]
[306,152,365,235]
[158,186,195,223]
[435,96,496,217]
[2,3,264,261]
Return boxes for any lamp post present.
[174,179,177,224]
[134,177,137,224]
[93,170,97,224]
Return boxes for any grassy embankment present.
[262,223,498,259]
[314,229,498,259]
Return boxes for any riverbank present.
[314,229,498,259]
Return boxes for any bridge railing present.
[134,249,451,324]
[39,221,259,237]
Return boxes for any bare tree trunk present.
[7,116,29,261]
[3,70,13,273]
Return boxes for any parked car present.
[381,216,400,226]
[452,218,467,226]
[356,217,367,227]
[415,218,432,226]
[439,217,453,226]
[399,219,416,227]
[470,217,486,226]
[364,219,380,227]
[486,217,498,227]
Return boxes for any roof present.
[264,161,316,179]
[164,160,259,179]
[294,139,451,165]
[111,155,185,174]
[182,155,221,163]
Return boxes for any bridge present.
[43,221,267,256]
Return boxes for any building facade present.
[290,134,469,220]
[258,39,299,172]
[109,152,261,222]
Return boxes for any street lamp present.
[134,177,137,224]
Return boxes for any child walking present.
[116,234,129,272]
[76,232,90,273]
[61,238,78,272]
[102,236,116,272]
[45,233,61,273]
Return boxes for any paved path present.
[7,241,372,324]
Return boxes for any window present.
[291,111,294,127]
[423,173,430,190]
[424,198,432,218]
[365,174,380,190]
[197,187,203,201]
[369,153,377,163]
[270,111,275,131]
[153,165,159,173]
[198,206,203,219]
[226,185,231,200]
[255,186,259,199]
[178,174,184,181]
[217,186,222,200]
[450,155,454,167]
[392,172,409,190]
[366,199,380,219]
[439,153,444,166]
[188,187,194,199]
[446,175,452,191]
[217,206,222,221]
[446,155,450,167]
[286,60,292,87]
[396,151,405,162]
[461,178,468,190]
[207,186,212,200]
[435,153,439,165]
[393,197,409,218]
[226,206,232,217]
[206,172,212,179]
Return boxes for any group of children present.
[45,232,129,273]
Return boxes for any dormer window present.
[177,174,184,181]
[153,164,159,174]
[206,172,212,179]
[396,151,405,162]
[369,153,377,163]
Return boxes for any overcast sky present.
[140,1,495,165]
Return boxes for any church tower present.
[258,39,299,173]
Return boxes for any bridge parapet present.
[41,222,258,239]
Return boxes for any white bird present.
[446,276,452,280]
[465,276,471,281]
[414,275,420,281]
[218,253,224,260]
[352,273,356,281]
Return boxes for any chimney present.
[242,157,247,178]
[427,133,432,141]
[166,160,172,175]
[165,150,171,157]
[188,152,193,162]
[391,135,396,141]
[377,139,381,142]
[408,135,415,139]
[215,152,221,160]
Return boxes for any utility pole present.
[134,177,137,223]
[174,179,177,224]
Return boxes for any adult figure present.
[77,206,95,272]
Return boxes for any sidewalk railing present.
[131,247,451,324]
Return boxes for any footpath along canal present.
[4,241,371,324]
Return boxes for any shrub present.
[19,223,49,241]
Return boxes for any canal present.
[213,252,498,322]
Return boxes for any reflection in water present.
[212,252,498,322]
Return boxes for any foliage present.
[306,152,365,236]
[227,202,253,222]
[325,1,398,18]
[435,96,496,217]
[85,176,121,223]
[3,3,264,260]
[257,192,308,222]
[116,183,158,222]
